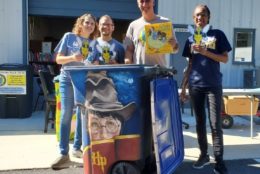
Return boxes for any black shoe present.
[192,155,210,169]
[214,162,228,174]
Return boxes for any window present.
[233,28,255,65]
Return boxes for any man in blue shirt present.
[88,15,125,65]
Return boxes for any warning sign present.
[0,71,27,95]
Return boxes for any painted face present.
[193,6,209,28]
[99,17,114,37]
[82,16,96,35]
[88,113,122,141]
[137,0,154,14]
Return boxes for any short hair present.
[99,14,114,25]
[194,4,211,23]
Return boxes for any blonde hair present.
[72,13,99,39]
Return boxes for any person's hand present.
[124,58,132,64]
[180,90,189,102]
[73,54,84,62]
[168,37,179,52]
[192,44,207,55]
[109,59,117,64]
[168,37,177,48]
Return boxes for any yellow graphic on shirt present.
[81,41,89,58]
[138,30,146,46]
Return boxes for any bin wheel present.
[222,115,233,129]
[110,162,141,174]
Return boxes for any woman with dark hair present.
[180,4,231,174]
[51,13,98,170]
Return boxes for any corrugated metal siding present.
[0,0,24,64]
[158,0,260,88]
[28,0,140,20]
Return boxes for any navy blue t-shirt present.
[182,29,232,87]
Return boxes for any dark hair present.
[89,110,124,124]
[195,4,211,23]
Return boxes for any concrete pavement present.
[0,110,260,172]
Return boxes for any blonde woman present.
[51,13,98,170]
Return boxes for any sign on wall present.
[0,71,27,95]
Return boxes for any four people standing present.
[51,3,232,174]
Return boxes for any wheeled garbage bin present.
[65,65,184,174]
[53,76,77,141]
[0,63,33,118]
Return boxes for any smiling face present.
[81,16,96,36]
[193,5,210,29]
[98,16,114,37]
[137,0,154,14]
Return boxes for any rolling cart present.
[65,65,184,174]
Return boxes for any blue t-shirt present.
[182,29,232,87]
[54,32,95,82]
[54,32,94,68]
[88,38,125,64]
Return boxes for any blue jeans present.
[189,86,224,162]
[59,71,82,155]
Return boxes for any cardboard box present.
[223,95,259,115]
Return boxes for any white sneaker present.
[51,155,70,170]
[72,149,83,158]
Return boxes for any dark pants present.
[189,86,224,163]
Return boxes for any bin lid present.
[65,65,167,105]
[150,77,184,174]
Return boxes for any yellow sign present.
[7,74,26,86]
[0,70,26,95]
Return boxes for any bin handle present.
[0,63,23,68]
[152,65,177,76]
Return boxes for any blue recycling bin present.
[65,65,184,174]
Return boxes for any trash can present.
[65,65,184,174]
[0,63,33,118]
[53,75,77,141]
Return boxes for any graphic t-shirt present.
[89,38,125,64]
[54,32,94,68]
[182,29,232,87]
[124,16,178,67]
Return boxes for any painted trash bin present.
[53,76,76,141]
[65,65,184,174]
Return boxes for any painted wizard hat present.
[85,71,136,121]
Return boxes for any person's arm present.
[192,45,228,63]
[124,44,135,64]
[180,58,192,102]
[168,37,179,53]
[56,53,84,65]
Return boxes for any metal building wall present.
[0,0,25,64]
[158,0,260,88]
[28,0,140,20]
